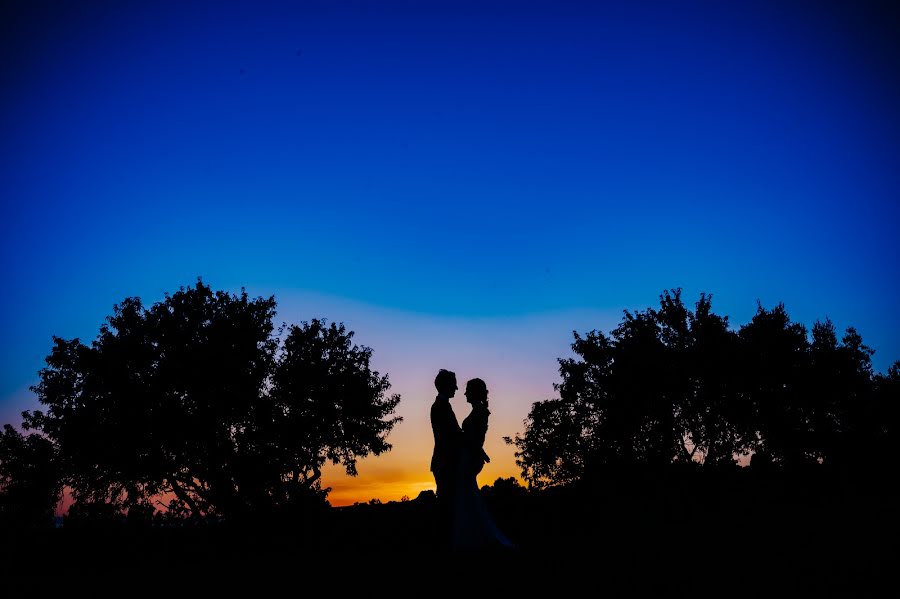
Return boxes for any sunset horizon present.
[2,5,899,582]
[17,281,900,511]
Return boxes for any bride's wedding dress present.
[452,404,515,549]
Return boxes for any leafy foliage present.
[0,425,61,528]
[507,290,893,488]
[23,280,401,520]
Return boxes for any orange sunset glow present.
[275,291,619,506]
[2,2,897,588]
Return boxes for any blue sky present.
[1,1,899,497]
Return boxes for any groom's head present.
[435,369,458,398]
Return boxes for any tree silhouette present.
[680,293,747,466]
[0,425,61,528]
[869,361,900,470]
[738,307,875,467]
[23,280,401,521]
[737,302,811,466]
[506,290,740,488]
[263,319,401,510]
[508,289,890,488]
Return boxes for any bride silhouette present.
[452,378,515,549]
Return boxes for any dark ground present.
[2,469,896,592]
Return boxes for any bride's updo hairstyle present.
[465,378,488,407]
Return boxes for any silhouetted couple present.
[430,369,514,550]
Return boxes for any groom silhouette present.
[431,368,461,544]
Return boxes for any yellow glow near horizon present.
[268,291,615,507]
[25,292,617,514]
[322,435,525,506]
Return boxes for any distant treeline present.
[1,284,898,530]
[507,289,899,489]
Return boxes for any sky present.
[1,0,899,505]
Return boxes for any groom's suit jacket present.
[430,395,461,474]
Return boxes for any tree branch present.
[169,479,202,516]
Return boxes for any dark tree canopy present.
[23,281,401,521]
[507,290,896,489]
[0,425,61,528]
